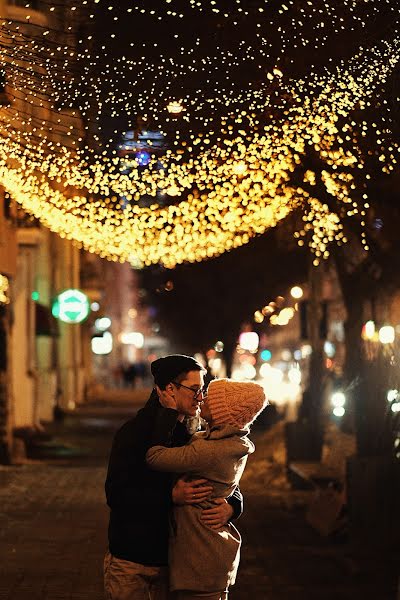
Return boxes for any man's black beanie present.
[151,354,204,389]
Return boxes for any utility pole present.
[303,258,325,431]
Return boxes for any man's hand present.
[172,477,213,505]
[201,498,234,530]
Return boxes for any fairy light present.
[0,274,10,304]
[253,294,296,327]
[0,2,398,268]
[166,100,184,115]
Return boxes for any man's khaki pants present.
[174,592,228,600]
[104,552,170,600]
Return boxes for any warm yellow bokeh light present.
[0,4,398,268]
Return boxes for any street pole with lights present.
[286,260,325,468]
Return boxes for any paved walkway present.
[0,401,398,600]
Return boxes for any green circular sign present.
[52,289,90,324]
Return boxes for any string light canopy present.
[3,0,398,138]
[0,1,398,268]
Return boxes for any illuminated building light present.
[208,357,223,375]
[238,332,259,353]
[333,406,346,417]
[260,349,272,362]
[239,354,256,366]
[194,353,206,367]
[242,364,257,380]
[391,403,400,414]
[331,392,346,408]
[31,291,40,302]
[91,302,100,312]
[379,326,395,345]
[362,320,376,340]
[259,364,284,385]
[232,363,257,381]
[92,331,113,355]
[387,389,399,403]
[259,363,271,378]
[120,331,145,348]
[288,367,302,385]
[324,341,336,358]
[214,341,224,353]
[95,317,112,331]
[301,344,312,358]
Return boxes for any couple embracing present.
[104,354,268,600]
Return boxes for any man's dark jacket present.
[105,391,243,566]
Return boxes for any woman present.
[146,378,268,600]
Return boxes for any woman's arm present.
[146,441,209,474]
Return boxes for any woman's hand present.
[172,476,213,505]
[201,498,234,530]
[156,384,178,410]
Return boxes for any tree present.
[141,226,307,377]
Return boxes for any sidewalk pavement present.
[0,398,398,600]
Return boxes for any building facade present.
[0,0,93,461]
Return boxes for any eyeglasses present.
[171,381,205,400]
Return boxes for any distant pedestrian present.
[112,363,125,389]
[122,363,137,388]
[146,378,268,600]
[104,355,243,600]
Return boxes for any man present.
[104,355,243,600]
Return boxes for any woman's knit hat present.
[206,378,268,429]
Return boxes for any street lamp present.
[379,325,395,344]
[290,286,303,299]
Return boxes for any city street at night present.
[1,1,400,599]
[0,397,397,600]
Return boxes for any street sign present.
[52,289,90,324]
